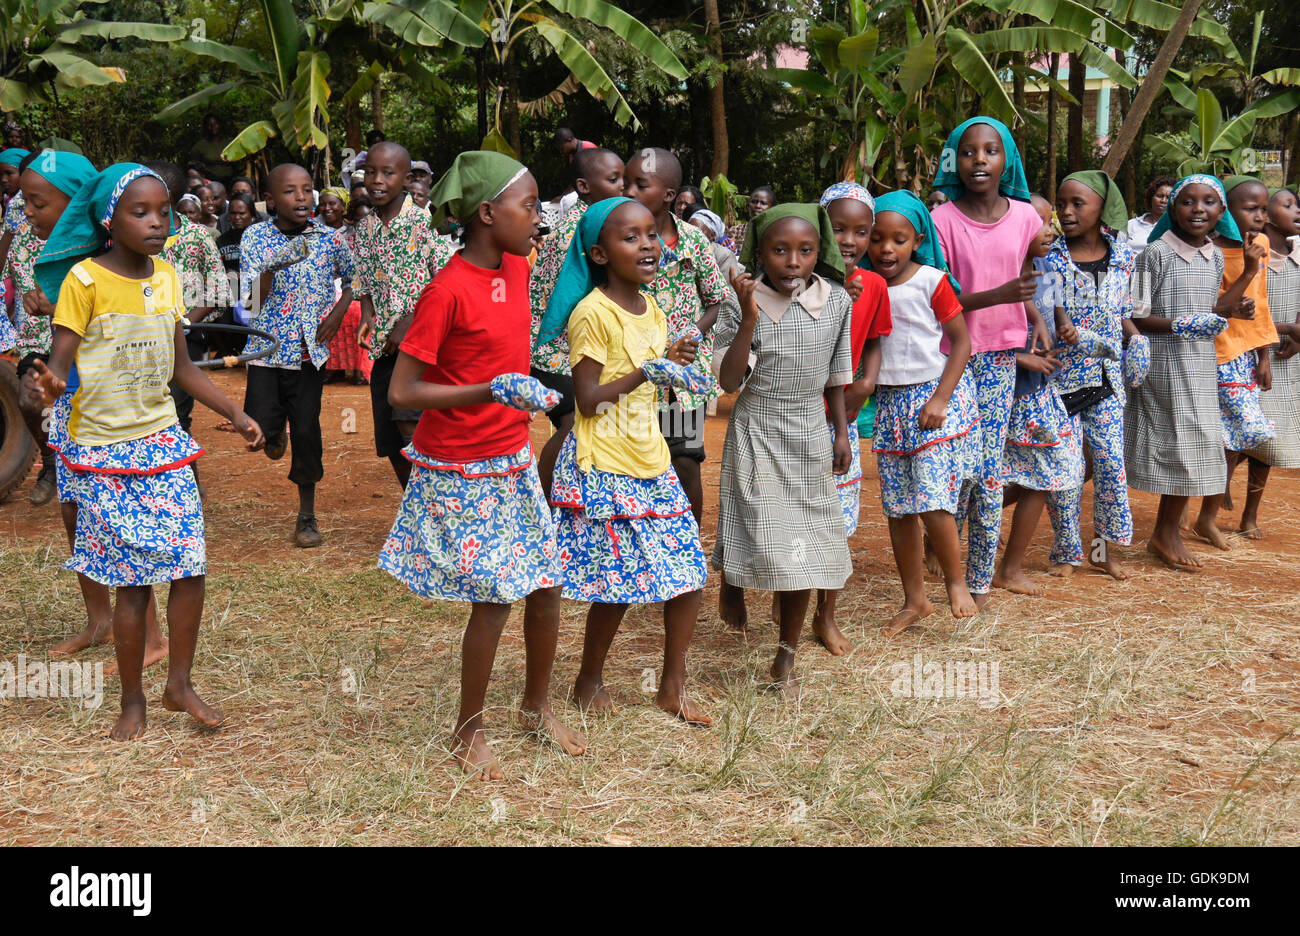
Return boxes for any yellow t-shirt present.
[568,289,669,478]
[53,258,183,445]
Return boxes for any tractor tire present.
[0,356,38,502]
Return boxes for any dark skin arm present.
[844,339,881,417]
[314,287,353,345]
[720,271,760,392]
[696,302,720,338]
[571,339,697,419]
[827,383,850,474]
[920,313,973,429]
[388,348,493,411]
[1212,237,1264,319]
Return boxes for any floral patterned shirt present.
[239,218,354,370]
[7,225,49,357]
[1040,230,1135,395]
[647,215,729,409]
[528,200,585,374]
[3,192,26,234]
[161,214,231,312]
[353,195,453,359]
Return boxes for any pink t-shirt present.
[932,198,1042,354]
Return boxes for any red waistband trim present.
[873,427,973,456]
[51,446,205,475]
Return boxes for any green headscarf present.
[536,196,638,346]
[1224,175,1264,197]
[35,163,174,304]
[932,116,1032,202]
[0,148,29,168]
[429,150,528,223]
[858,190,962,293]
[22,149,97,198]
[1148,174,1242,246]
[739,203,845,284]
[1062,170,1128,234]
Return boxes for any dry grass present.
[0,374,1297,846]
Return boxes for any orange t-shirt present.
[1215,233,1278,365]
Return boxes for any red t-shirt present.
[402,252,532,462]
[848,268,892,371]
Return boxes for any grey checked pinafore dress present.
[712,279,854,590]
[1124,237,1227,495]
[1245,249,1300,467]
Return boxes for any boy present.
[407,160,433,212]
[528,146,626,493]
[355,142,453,487]
[623,147,728,522]
[240,163,354,547]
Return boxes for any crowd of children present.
[3,118,1299,781]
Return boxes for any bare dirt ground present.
[0,369,1296,845]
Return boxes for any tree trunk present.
[1046,53,1059,197]
[1012,52,1026,113]
[1115,49,1136,208]
[370,80,383,135]
[1067,55,1085,173]
[476,47,489,143]
[503,48,521,158]
[1103,0,1204,175]
[703,0,729,176]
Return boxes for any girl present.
[544,196,710,725]
[930,116,1052,607]
[995,194,1085,595]
[211,192,255,358]
[715,203,854,695]
[815,181,891,645]
[0,146,28,314]
[1237,188,1300,535]
[862,191,979,635]
[1041,171,1139,581]
[1126,175,1175,251]
[176,193,202,222]
[1193,176,1277,549]
[194,183,219,232]
[1127,175,1252,572]
[379,151,586,780]
[31,163,263,740]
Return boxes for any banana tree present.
[1,0,187,112]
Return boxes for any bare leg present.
[658,590,710,725]
[1222,450,1240,511]
[573,602,625,715]
[885,515,936,637]
[1148,495,1202,571]
[1193,488,1233,551]
[993,489,1047,596]
[1238,457,1268,539]
[108,585,152,741]
[103,590,168,675]
[160,576,223,728]
[719,577,748,631]
[454,601,510,779]
[770,589,810,698]
[1087,535,1130,580]
[50,502,114,656]
[520,586,585,756]
[673,456,704,527]
[921,510,977,619]
[811,588,853,655]
[535,412,572,499]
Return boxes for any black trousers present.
[369,352,421,458]
[244,362,325,486]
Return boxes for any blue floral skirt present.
[0,303,16,353]
[551,433,706,603]
[379,443,560,604]
[56,426,207,586]
[830,419,863,536]
[1218,352,1275,452]
[874,374,981,518]
[1002,384,1085,491]
[49,393,79,505]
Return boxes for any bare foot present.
[923,537,942,577]
[811,606,853,656]
[521,706,587,755]
[1238,516,1262,540]
[764,673,802,700]
[655,688,712,727]
[452,729,503,781]
[947,582,978,618]
[1222,490,1234,511]
[719,584,749,631]
[766,652,801,700]
[161,681,223,727]
[1178,504,1192,532]
[1146,537,1202,573]
[1192,516,1232,551]
[573,677,617,715]
[973,592,993,609]
[1047,563,1076,578]
[50,620,112,656]
[103,639,169,677]
[109,693,147,741]
[882,597,934,637]
[992,568,1043,596]
[1088,554,1131,581]
[770,591,780,626]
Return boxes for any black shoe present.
[29,465,56,506]
[294,514,322,548]
[265,433,287,461]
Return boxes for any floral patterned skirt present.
[379,443,559,604]
[0,302,15,353]
[1002,384,1085,491]
[1218,352,1275,452]
[874,376,981,518]
[326,300,372,380]
[830,419,863,536]
[550,433,706,604]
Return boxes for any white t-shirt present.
[1126,214,1158,251]
[877,265,964,386]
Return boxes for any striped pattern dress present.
[1245,247,1300,467]
[1124,237,1227,496]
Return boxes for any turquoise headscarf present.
[859,189,961,293]
[22,149,96,198]
[0,148,29,168]
[537,196,638,346]
[932,116,1032,202]
[35,163,173,304]
[1148,174,1242,246]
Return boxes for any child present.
[1192,175,1277,549]
[994,194,1085,595]
[861,191,979,635]
[0,146,28,309]
[931,116,1051,606]
[814,181,891,647]
[623,148,729,523]
[714,203,853,695]
[31,163,263,740]
[1127,175,1251,572]
[355,142,453,488]
[543,196,711,724]
[529,147,626,495]
[1041,172,1139,580]
[240,163,355,548]
[1237,188,1300,534]
[726,185,775,253]
[378,151,585,780]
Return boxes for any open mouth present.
[969,170,991,182]
[637,256,657,270]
